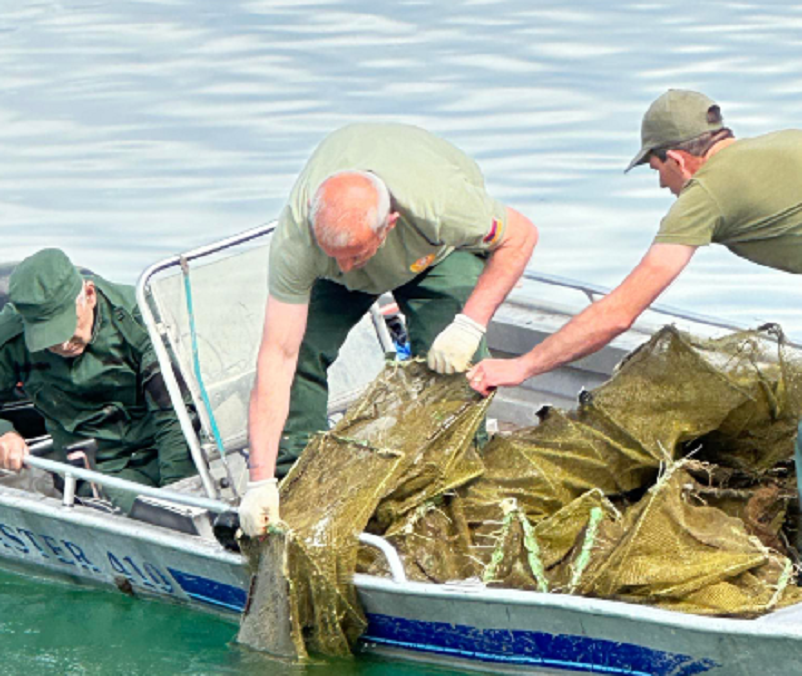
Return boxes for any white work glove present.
[238,478,280,537]
[427,314,486,375]
[0,432,28,472]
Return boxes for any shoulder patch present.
[483,217,503,246]
[410,253,436,274]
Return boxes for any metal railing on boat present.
[520,270,750,333]
[23,439,234,514]
[19,438,409,580]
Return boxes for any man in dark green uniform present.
[0,248,196,512]
[467,89,802,510]
[240,123,539,536]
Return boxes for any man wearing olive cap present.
[0,248,196,512]
[467,89,802,499]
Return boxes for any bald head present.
[310,171,392,250]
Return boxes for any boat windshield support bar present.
[23,441,235,514]
[135,222,277,502]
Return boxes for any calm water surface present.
[2,1,802,674]
[0,569,468,676]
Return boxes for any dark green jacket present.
[0,276,193,485]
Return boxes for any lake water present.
[1,0,801,673]
[0,568,468,676]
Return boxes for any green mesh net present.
[240,361,491,660]
[240,326,802,660]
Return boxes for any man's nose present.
[337,257,354,273]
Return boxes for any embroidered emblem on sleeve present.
[483,217,503,246]
[410,253,436,273]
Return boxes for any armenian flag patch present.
[483,217,503,246]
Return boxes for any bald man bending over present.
[239,123,538,536]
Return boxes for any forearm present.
[247,350,298,482]
[467,243,697,394]
[517,243,698,379]
[463,207,538,326]
[517,297,633,379]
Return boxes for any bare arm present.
[468,243,697,393]
[247,295,309,482]
[462,206,539,326]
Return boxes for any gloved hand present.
[0,432,28,472]
[427,314,486,374]
[238,478,280,537]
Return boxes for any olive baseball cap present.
[9,249,84,352]
[625,89,724,172]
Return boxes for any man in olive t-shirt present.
[239,123,539,537]
[654,129,802,273]
[467,89,802,509]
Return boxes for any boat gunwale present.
[0,484,242,565]
[353,572,802,639]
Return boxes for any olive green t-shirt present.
[655,130,802,274]
[268,123,508,303]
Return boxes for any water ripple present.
[0,0,799,339]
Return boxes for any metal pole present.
[134,222,277,502]
[24,441,235,514]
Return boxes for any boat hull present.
[0,487,248,615]
[356,575,802,675]
[2,489,801,675]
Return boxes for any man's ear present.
[665,149,687,170]
[385,211,400,233]
[84,281,97,309]
[666,149,705,178]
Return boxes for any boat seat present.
[129,495,216,538]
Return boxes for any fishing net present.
[241,326,802,659]
[573,462,802,616]
[240,360,490,660]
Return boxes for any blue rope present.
[180,257,227,458]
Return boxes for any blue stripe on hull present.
[362,613,720,675]
[163,569,720,674]
[167,567,247,612]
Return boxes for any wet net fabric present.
[247,360,491,660]
[460,325,802,525]
[245,326,802,659]
[574,463,800,616]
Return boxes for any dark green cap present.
[9,249,84,352]
[625,89,724,172]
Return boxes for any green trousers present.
[275,251,490,477]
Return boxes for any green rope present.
[517,512,549,593]
[483,510,516,584]
[482,501,548,592]
[569,506,604,593]
[768,558,793,610]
